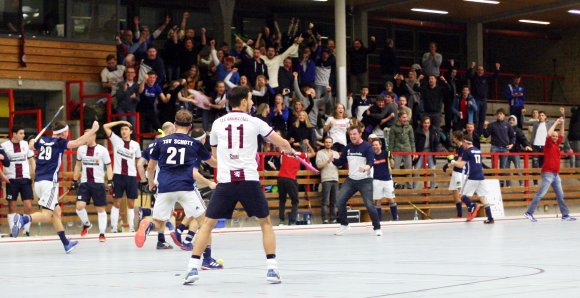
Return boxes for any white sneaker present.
[375,229,383,236]
[334,225,350,236]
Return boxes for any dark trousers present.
[321,181,338,221]
[278,177,299,223]
[476,99,487,135]
[139,109,160,133]
[336,178,381,230]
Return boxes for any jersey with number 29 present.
[462,146,484,180]
[210,111,274,183]
[34,137,69,182]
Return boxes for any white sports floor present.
[1,215,579,298]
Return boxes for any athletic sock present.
[57,231,70,246]
[485,206,493,220]
[98,211,107,234]
[188,256,202,270]
[127,208,135,230]
[184,230,196,244]
[76,208,90,226]
[461,195,474,208]
[266,257,278,269]
[142,208,152,217]
[110,207,120,229]
[7,213,15,230]
[22,214,31,225]
[456,202,463,217]
[24,222,31,233]
[203,245,212,259]
[177,223,186,234]
[158,232,165,243]
[390,203,398,221]
[165,221,175,232]
[375,207,382,221]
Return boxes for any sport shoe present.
[562,215,577,222]
[99,234,106,242]
[129,228,136,233]
[156,241,173,249]
[323,220,329,224]
[483,219,495,224]
[80,223,92,237]
[138,207,144,221]
[111,227,118,233]
[170,230,183,248]
[64,240,79,253]
[334,225,350,236]
[466,205,481,222]
[183,267,199,285]
[266,268,282,284]
[25,231,30,237]
[135,219,153,248]
[524,212,537,222]
[375,229,383,236]
[201,258,224,270]
[11,214,25,238]
[181,242,193,251]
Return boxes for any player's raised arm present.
[68,121,100,149]
[103,120,131,138]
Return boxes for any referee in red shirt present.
[524,116,576,222]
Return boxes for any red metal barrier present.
[2,88,43,139]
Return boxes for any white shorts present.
[461,180,489,197]
[34,181,60,211]
[373,180,395,200]
[152,189,206,221]
[448,172,466,191]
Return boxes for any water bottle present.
[414,210,419,221]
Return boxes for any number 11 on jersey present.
[225,124,244,149]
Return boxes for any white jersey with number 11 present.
[210,111,273,183]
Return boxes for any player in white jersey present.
[104,120,141,232]
[72,130,113,242]
[12,120,99,253]
[2,127,36,236]
[184,86,294,285]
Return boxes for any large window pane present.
[71,0,118,41]
[0,0,66,37]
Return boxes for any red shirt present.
[542,135,562,174]
[460,97,468,119]
[278,152,308,180]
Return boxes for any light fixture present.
[519,19,550,25]
[411,8,449,15]
[569,9,580,15]
[464,0,500,4]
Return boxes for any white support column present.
[467,23,484,66]
[335,0,348,107]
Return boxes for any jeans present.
[506,154,522,187]
[570,140,580,168]
[278,177,299,224]
[321,181,338,222]
[394,155,413,188]
[336,178,380,230]
[491,145,509,186]
[414,153,436,189]
[527,172,570,216]
[476,99,487,135]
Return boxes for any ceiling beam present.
[474,0,580,23]
[358,0,422,12]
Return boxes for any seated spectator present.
[324,104,350,152]
[379,82,398,104]
[451,86,478,130]
[413,116,440,189]
[114,67,139,127]
[389,111,416,189]
[421,42,442,77]
[138,71,170,132]
[139,47,166,86]
[351,86,373,121]
[101,54,125,98]
[507,115,532,187]
[288,111,316,151]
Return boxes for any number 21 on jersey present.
[167,147,185,164]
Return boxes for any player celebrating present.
[103,120,141,232]
[183,86,294,285]
[452,134,493,224]
[72,129,113,242]
[2,127,35,236]
[370,139,398,221]
[443,131,471,218]
[12,120,100,253]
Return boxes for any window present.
[71,0,118,41]
[1,0,66,37]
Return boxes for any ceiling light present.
[569,9,580,15]
[464,0,499,4]
[519,19,550,25]
[411,8,448,15]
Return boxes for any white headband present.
[53,125,69,134]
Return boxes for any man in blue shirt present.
[505,75,526,129]
[12,120,100,253]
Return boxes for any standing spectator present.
[506,75,526,129]
[138,71,170,132]
[397,96,412,123]
[483,108,515,186]
[348,36,376,93]
[463,122,481,152]
[179,33,207,77]
[241,42,269,86]
[323,104,350,152]
[132,15,171,56]
[451,86,478,131]
[139,47,166,86]
[507,115,533,187]
[421,42,442,77]
[414,75,450,132]
[389,111,416,189]
[296,46,318,87]
[164,27,181,83]
[316,137,340,224]
[277,58,294,93]
[158,79,185,125]
[378,82,399,104]
[444,61,460,133]
[566,106,580,168]
[530,111,553,168]
[333,126,382,236]
[468,61,501,135]
[288,111,316,151]
[293,72,331,137]
[114,67,139,127]
[524,117,576,222]
[123,54,140,76]
[269,94,290,137]
[351,86,373,121]
[101,54,125,97]
[314,49,334,98]
[522,109,540,140]
[414,116,440,189]
[379,38,399,84]
[277,142,315,225]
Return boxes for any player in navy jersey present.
[444,131,468,218]
[12,120,100,253]
[452,134,494,224]
[370,139,398,221]
[184,86,294,285]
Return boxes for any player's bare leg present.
[111,198,122,233]
[76,200,92,236]
[13,206,78,253]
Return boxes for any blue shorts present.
[77,183,107,207]
[6,179,33,201]
[205,181,269,219]
[113,174,138,200]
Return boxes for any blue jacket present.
[505,84,525,108]
[451,94,478,124]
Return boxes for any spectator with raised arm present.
[348,36,376,93]
[380,38,399,84]
[530,110,553,168]
[115,67,139,127]
[210,39,238,86]
[507,115,533,187]
[138,71,170,133]
[293,72,331,138]
[421,42,442,77]
[468,61,501,135]
[132,15,172,59]
[314,48,334,98]
[483,108,515,187]
[179,28,207,76]
[138,47,166,86]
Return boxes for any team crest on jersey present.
[230,169,246,182]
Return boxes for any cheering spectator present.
[139,47,166,85]
[444,60,460,133]
[324,104,350,152]
[522,109,540,140]
[379,82,398,104]
[351,86,373,121]
[296,45,318,87]
[483,108,515,186]
[241,40,269,86]
[463,122,481,151]
[132,15,172,58]
[316,137,340,224]
[507,115,532,187]
[314,49,334,98]
[398,96,412,123]
[421,42,442,77]
[530,110,553,168]
[505,75,526,129]
[252,75,274,107]
[566,106,580,168]
[348,36,376,93]
[269,94,290,136]
[114,67,139,127]
[179,32,207,76]
[293,72,331,137]
[288,111,316,151]
[278,58,294,93]
[451,86,478,131]
[163,27,182,83]
[138,71,170,132]
[379,38,399,84]
[468,61,501,135]
[101,54,125,97]
[414,75,450,132]
[158,79,184,125]
[413,116,440,189]
[389,111,416,189]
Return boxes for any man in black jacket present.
[484,108,515,186]
[379,39,399,85]
[414,75,450,133]
[507,115,532,187]
[348,36,376,94]
[468,62,501,135]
